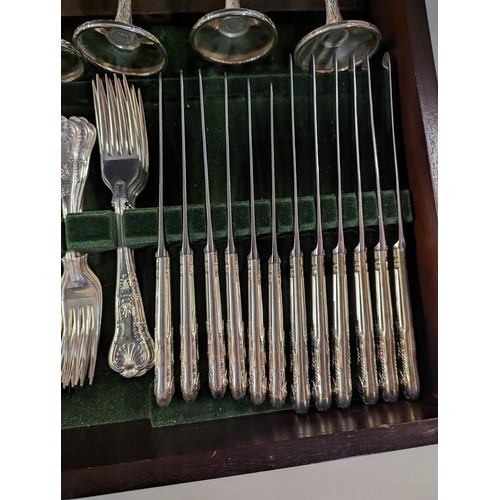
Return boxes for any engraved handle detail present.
[373,247,399,402]
[310,252,332,411]
[268,259,287,408]
[248,258,267,405]
[154,254,174,407]
[180,253,200,402]
[331,251,352,408]
[325,0,343,24]
[353,249,379,405]
[225,0,241,9]
[115,0,133,24]
[392,246,420,400]
[289,254,310,413]
[225,252,247,400]
[205,250,227,399]
[108,245,155,377]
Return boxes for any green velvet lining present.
[64,190,412,252]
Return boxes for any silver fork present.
[61,116,103,388]
[92,74,154,378]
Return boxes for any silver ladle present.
[73,0,167,76]
[190,1,277,65]
[294,0,380,73]
[61,40,85,83]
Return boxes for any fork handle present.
[108,245,155,378]
[154,254,174,407]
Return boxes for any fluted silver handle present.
[180,252,200,402]
[393,245,420,400]
[325,0,343,24]
[353,249,378,405]
[310,252,332,411]
[289,254,310,414]
[205,250,227,399]
[248,258,267,405]
[154,254,174,407]
[373,247,399,402]
[268,259,287,408]
[225,252,247,400]
[331,250,352,408]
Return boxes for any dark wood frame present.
[61,1,437,498]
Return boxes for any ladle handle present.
[373,247,399,402]
[205,250,228,399]
[392,246,420,400]
[248,258,267,405]
[353,249,379,405]
[225,252,247,400]
[115,0,133,24]
[331,250,352,408]
[289,254,310,414]
[225,0,241,9]
[154,254,174,407]
[325,0,343,24]
[180,252,200,402]
[268,259,287,408]
[310,252,332,411]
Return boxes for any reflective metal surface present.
[93,74,154,378]
[294,0,380,72]
[190,2,277,64]
[73,0,166,76]
[154,74,174,407]
[383,52,420,401]
[61,40,85,83]
[364,54,399,403]
[61,116,102,388]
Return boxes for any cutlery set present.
[61,1,419,416]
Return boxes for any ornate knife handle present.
[268,259,287,408]
[247,258,267,405]
[180,252,200,402]
[225,252,247,400]
[353,249,379,405]
[373,247,399,402]
[392,246,420,400]
[108,244,155,378]
[331,250,352,409]
[205,250,227,399]
[310,252,332,411]
[289,254,310,414]
[154,254,174,407]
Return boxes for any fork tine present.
[93,76,110,157]
[105,75,120,157]
[113,74,129,156]
[120,75,136,157]
[137,87,148,168]
[70,306,82,386]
